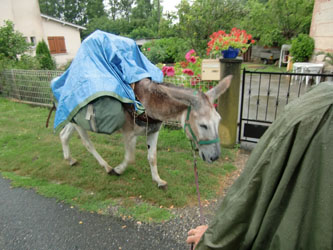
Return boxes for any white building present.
[0,0,85,66]
[310,0,333,65]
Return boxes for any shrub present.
[36,40,56,70]
[142,37,189,64]
[15,55,40,70]
[0,20,30,60]
[290,34,314,62]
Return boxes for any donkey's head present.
[164,75,232,163]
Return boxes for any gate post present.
[217,58,243,147]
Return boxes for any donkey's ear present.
[159,85,199,107]
[206,75,232,103]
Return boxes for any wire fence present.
[0,69,64,107]
[0,69,214,128]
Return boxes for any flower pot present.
[221,47,240,59]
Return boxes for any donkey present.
[59,75,232,188]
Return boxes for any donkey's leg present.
[72,124,112,173]
[147,131,167,188]
[112,131,137,175]
[60,123,77,166]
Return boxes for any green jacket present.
[197,82,333,250]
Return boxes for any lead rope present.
[190,141,205,250]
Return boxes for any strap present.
[45,102,56,128]
[86,104,97,132]
[184,106,220,147]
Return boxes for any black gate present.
[238,69,333,143]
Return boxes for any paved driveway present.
[0,176,185,250]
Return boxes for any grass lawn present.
[0,97,238,222]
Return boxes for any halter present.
[184,105,220,148]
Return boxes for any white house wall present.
[0,0,44,45]
[310,0,333,63]
[42,19,82,66]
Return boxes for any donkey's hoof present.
[158,184,168,190]
[108,169,120,176]
[69,158,78,166]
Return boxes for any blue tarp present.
[51,30,163,131]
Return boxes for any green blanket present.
[198,82,333,250]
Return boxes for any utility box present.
[201,59,222,80]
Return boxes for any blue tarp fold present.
[51,30,163,131]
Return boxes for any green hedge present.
[141,37,190,64]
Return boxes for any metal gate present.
[238,69,333,143]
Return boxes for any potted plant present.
[207,28,255,58]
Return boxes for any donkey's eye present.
[200,124,208,130]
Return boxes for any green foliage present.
[15,55,41,70]
[290,34,314,62]
[36,40,56,70]
[86,0,106,20]
[82,16,134,39]
[241,0,314,46]
[0,20,30,60]
[129,26,156,39]
[39,0,90,26]
[142,37,190,63]
[0,20,37,70]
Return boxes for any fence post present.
[11,69,21,100]
[217,58,242,147]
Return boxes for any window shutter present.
[47,36,67,54]
[58,37,67,53]
[48,37,56,54]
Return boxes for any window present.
[47,36,67,54]
[30,36,36,46]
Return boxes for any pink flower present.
[166,66,175,76]
[147,48,151,51]
[183,68,194,76]
[189,56,196,63]
[162,66,175,77]
[185,49,196,62]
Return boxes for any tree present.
[38,0,63,19]
[0,20,30,60]
[39,0,89,25]
[87,0,106,20]
[108,0,120,20]
[240,0,314,46]
[36,40,56,69]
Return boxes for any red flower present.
[147,48,151,51]
[183,68,194,76]
[190,75,200,86]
